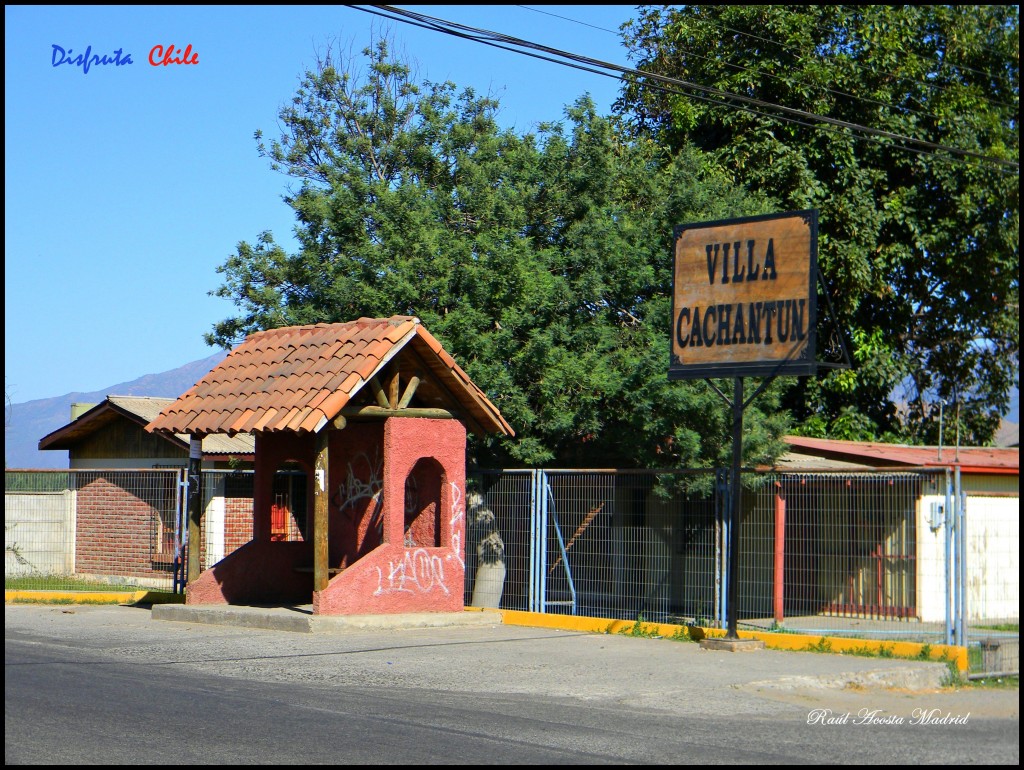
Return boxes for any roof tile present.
[146,317,513,438]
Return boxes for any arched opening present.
[270,461,309,542]
[403,458,444,548]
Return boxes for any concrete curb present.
[151,603,502,633]
[491,608,970,672]
[746,666,951,692]
[6,591,969,674]
[5,590,184,606]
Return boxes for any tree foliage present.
[208,39,790,468]
[617,5,1019,445]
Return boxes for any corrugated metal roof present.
[783,436,1019,473]
[146,317,514,438]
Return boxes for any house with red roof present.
[763,436,1019,626]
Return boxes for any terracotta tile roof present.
[784,436,1018,474]
[147,317,514,438]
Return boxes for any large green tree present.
[617,5,1019,445]
[208,39,790,468]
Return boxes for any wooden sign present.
[670,210,818,379]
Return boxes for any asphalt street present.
[5,604,1019,764]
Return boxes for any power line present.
[515,4,623,36]
[524,4,1016,119]
[517,4,1012,149]
[354,5,1018,172]
[520,5,1019,144]
[656,15,1014,123]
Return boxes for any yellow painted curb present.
[495,609,969,672]
[5,590,185,606]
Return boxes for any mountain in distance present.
[5,351,1019,470]
[5,350,228,469]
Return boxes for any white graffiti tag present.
[333,450,384,534]
[373,548,449,595]
[449,481,465,568]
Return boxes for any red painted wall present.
[314,417,467,615]
[326,421,386,568]
[184,417,468,613]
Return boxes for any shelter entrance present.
[270,465,308,542]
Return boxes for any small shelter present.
[147,317,513,615]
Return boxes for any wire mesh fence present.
[6,469,184,592]
[198,470,256,571]
[6,465,1017,671]
[465,469,734,624]
[464,467,1019,660]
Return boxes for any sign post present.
[670,210,832,643]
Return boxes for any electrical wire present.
[698,6,1019,111]
[520,3,1016,120]
[353,5,1017,172]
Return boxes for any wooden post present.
[397,373,422,409]
[313,430,330,593]
[387,368,400,408]
[369,376,390,409]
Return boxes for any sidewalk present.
[148,601,959,693]
[151,602,502,633]
[7,601,1020,723]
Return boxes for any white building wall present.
[964,495,1019,622]
[4,490,75,576]
[918,492,1019,624]
[917,494,949,623]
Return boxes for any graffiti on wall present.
[332,449,385,537]
[373,548,449,596]
[449,480,464,569]
[370,480,465,596]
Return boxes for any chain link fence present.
[6,469,183,592]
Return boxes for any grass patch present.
[622,614,662,639]
[613,615,694,643]
[5,576,144,592]
[805,637,834,653]
[966,674,1018,689]
[842,644,886,658]
[973,622,1018,633]
[967,644,984,672]
[11,596,125,606]
[668,626,692,642]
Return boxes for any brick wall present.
[224,473,255,554]
[73,471,177,580]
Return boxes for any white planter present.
[471,560,506,608]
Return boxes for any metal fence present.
[6,465,1018,669]
[6,469,184,593]
[4,469,265,593]
[464,468,1019,656]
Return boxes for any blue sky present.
[4,4,637,405]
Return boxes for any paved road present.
[5,605,1019,764]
